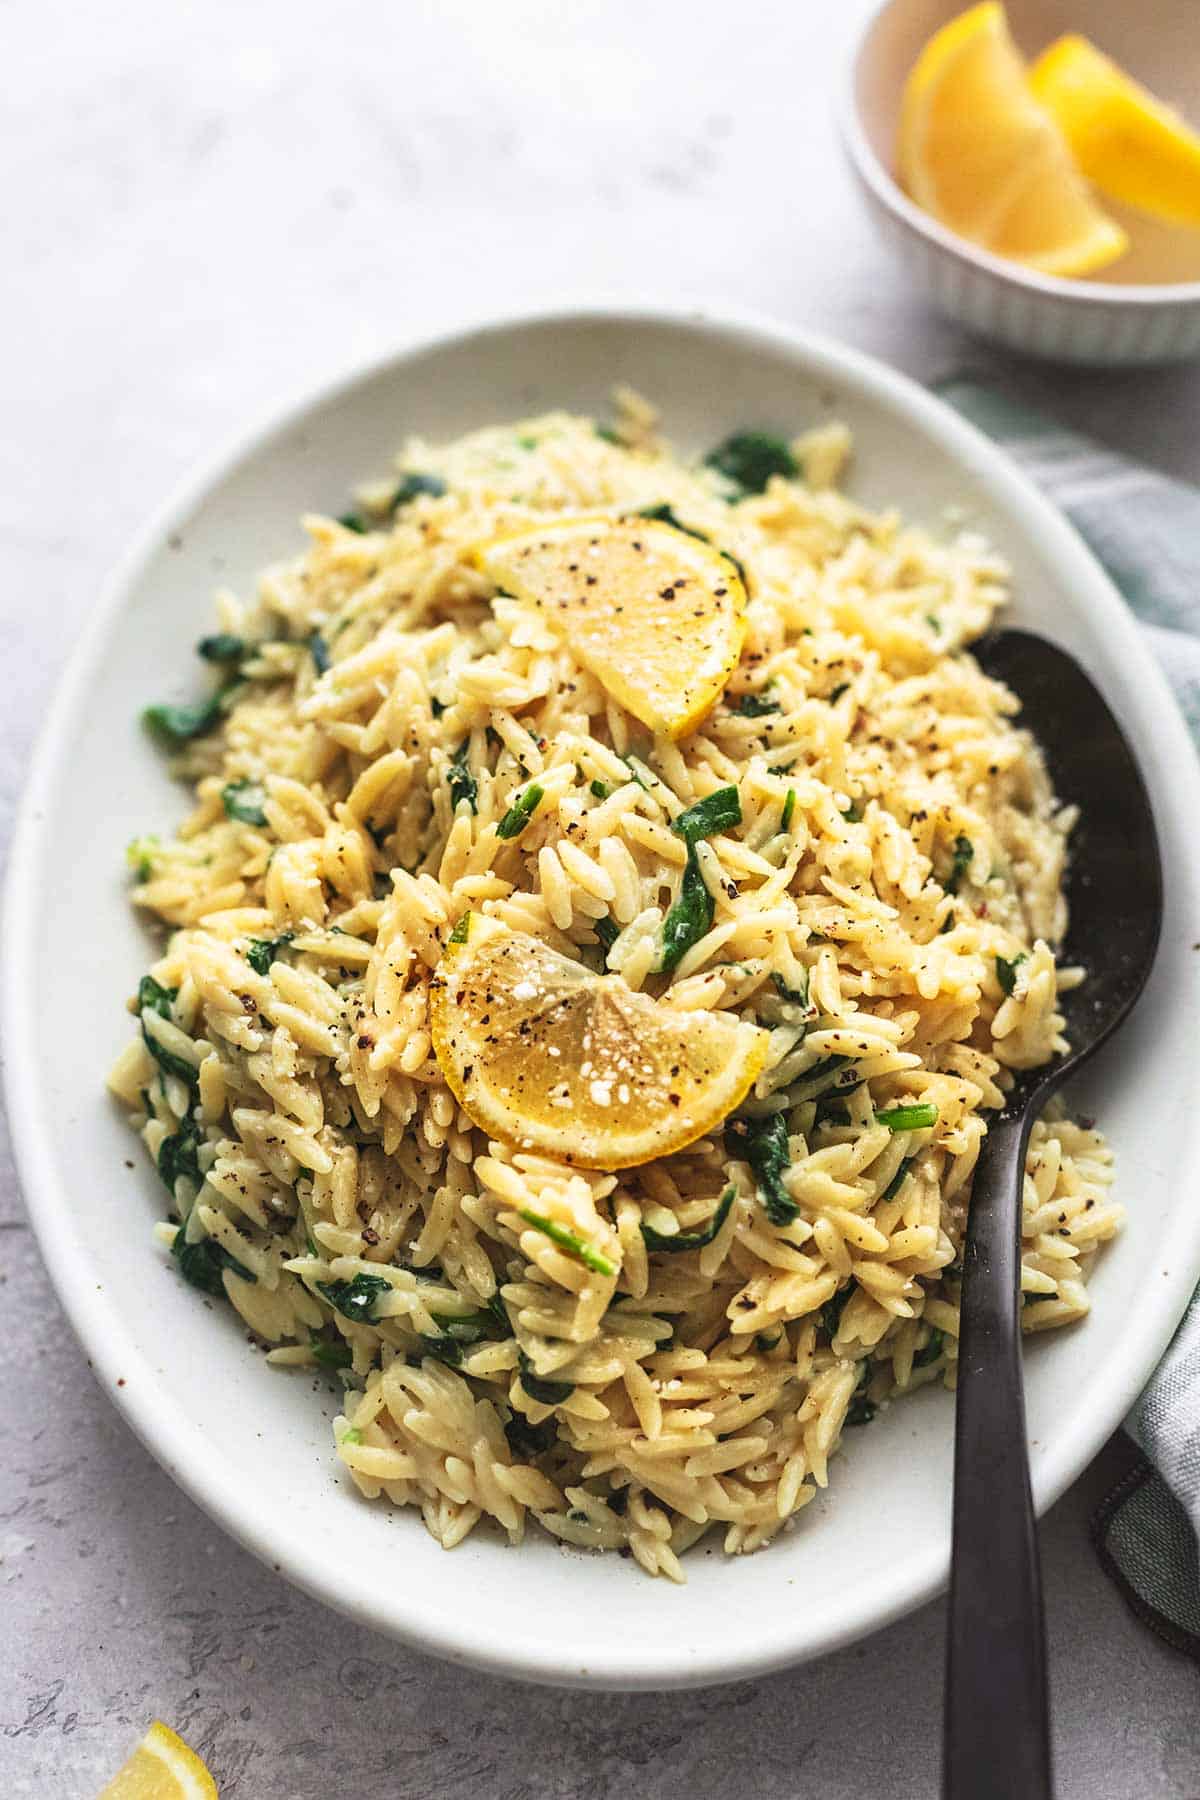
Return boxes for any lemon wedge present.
[430,914,768,1170]
[898,2,1128,277]
[472,514,747,740]
[98,1721,219,1800]
[1030,34,1200,229]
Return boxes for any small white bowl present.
[6,304,1200,1688]
[841,0,1200,364]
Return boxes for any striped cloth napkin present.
[938,377,1200,1659]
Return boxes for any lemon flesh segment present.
[898,2,1128,277]
[1030,35,1200,230]
[472,515,747,741]
[430,915,769,1171]
[98,1721,219,1800]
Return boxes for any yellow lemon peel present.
[98,1721,219,1800]
[1031,34,1200,229]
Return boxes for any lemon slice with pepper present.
[472,513,747,740]
[430,914,768,1170]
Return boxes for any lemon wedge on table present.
[1031,35,1200,229]
[98,1721,218,1799]
[472,514,747,741]
[898,1,1128,277]
[430,914,768,1170]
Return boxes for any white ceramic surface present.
[841,0,1200,365]
[5,305,1200,1691]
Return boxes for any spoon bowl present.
[977,627,1165,1073]
[945,628,1163,1800]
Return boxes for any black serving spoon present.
[943,630,1163,1800]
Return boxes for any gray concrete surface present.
[3,3,1199,1793]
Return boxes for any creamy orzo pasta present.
[108,394,1118,1579]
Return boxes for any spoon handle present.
[943,1105,1053,1800]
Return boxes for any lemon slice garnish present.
[1030,34,1200,229]
[430,914,768,1170]
[898,2,1128,277]
[472,514,747,741]
[98,1721,219,1800]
